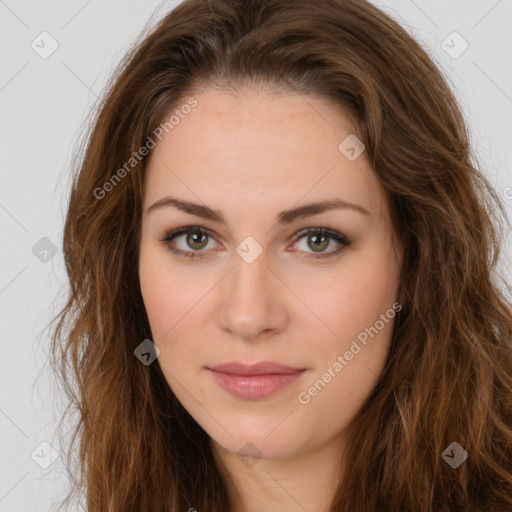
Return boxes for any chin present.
[210,422,306,461]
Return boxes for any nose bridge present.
[228,232,270,293]
[217,240,287,339]
[230,242,272,306]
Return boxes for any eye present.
[291,227,351,260]
[160,226,217,260]
[159,226,351,261]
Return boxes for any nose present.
[216,249,288,342]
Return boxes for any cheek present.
[138,249,202,395]
[139,244,199,331]
[138,244,186,339]
[295,251,399,416]
[139,260,169,333]
[295,265,398,430]
[301,256,399,345]
[138,245,215,380]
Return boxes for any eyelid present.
[160,225,220,247]
[292,226,350,246]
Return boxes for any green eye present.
[290,227,351,260]
[182,231,209,250]
[161,226,351,261]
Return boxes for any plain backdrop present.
[0,0,511,510]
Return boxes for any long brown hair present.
[48,0,512,510]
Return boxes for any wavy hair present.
[49,0,512,510]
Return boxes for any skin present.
[138,86,403,512]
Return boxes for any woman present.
[49,0,512,510]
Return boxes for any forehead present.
[143,87,386,219]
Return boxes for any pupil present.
[188,232,206,249]
[310,234,328,252]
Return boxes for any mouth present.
[206,361,307,400]
[207,360,306,375]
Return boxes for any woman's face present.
[139,86,403,463]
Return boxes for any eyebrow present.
[146,196,370,224]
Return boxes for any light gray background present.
[1,0,511,510]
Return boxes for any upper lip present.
[207,361,306,375]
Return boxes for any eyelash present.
[159,225,351,261]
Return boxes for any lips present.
[206,361,307,400]
[207,361,306,375]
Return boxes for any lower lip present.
[208,369,306,400]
